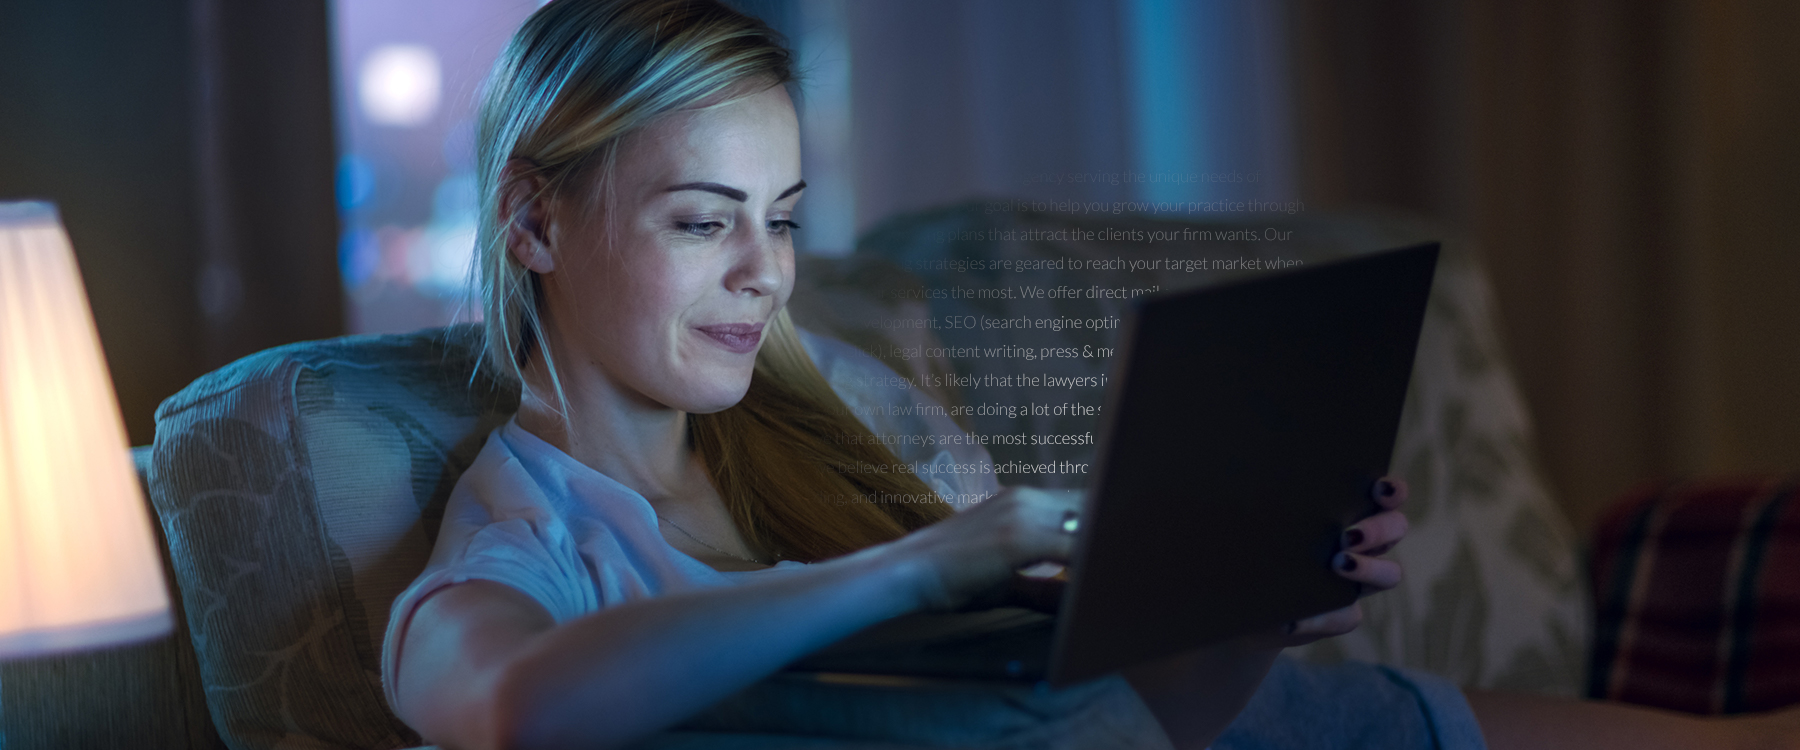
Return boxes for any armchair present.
[4,204,1606,749]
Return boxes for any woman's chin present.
[681,396,747,415]
[663,377,753,415]
[647,346,758,413]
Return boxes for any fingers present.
[1342,509,1408,554]
[1287,602,1363,641]
[956,573,1064,614]
[954,576,1015,612]
[983,486,1081,517]
[1030,490,1081,562]
[1333,551,1403,592]
[1348,479,1409,562]
[903,486,1084,611]
[1003,574,1066,614]
[1275,479,1408,643]
[1371,476,1408,510]
[1033,487,1085,516]
[1336,499,1407,599]
[974,487,1081,566]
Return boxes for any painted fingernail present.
[1377,480,1397,498]
[1343,528,1365,548]
[1336,552,1358,572]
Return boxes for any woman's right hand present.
[884,487,1082,611]
[1278,476,1411,645]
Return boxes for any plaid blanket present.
[1588,476,1800,714]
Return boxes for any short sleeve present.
[380,439,597,713]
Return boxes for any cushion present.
[847,202,1592,695]
[1588,476,1800,713]
[149,327,513,750]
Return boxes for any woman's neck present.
[514,352,708,505]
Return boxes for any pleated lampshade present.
[0,201,172,658]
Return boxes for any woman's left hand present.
[1282,476,1410,645]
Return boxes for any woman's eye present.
[768,219,801,236]
[676,221,725,237]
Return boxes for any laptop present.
[785,242,1440,688]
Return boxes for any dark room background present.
[0,0,1794,533]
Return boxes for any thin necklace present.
[656,514,772,566]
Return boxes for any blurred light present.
[415,171,480,294]
[416,222,477,293]
[336,154,376,211]
[339,228,379,288]
[432,171,477,219]
[359,44,441,127]
[442,119,476,170]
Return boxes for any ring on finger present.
[1060,510,1080,535]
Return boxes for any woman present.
[383,2,1797,748]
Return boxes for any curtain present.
[1292,0,1800,530]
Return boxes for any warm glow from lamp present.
[0,201,172,658]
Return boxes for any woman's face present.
[537,83,802,414]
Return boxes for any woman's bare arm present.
[396,542,926,750]
[393,487,1080,750]
[394,479,1417,750]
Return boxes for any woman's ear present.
[499,158,556,274]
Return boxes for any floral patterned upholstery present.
[148,326,512,749]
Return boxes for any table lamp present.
[0,201,172,658]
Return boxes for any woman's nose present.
[723,224,787,297]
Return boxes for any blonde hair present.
[475,0,952,561]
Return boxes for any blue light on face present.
[336,154,377,212]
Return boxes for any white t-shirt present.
[379,330,999,712]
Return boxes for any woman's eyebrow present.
[664,180,806,202]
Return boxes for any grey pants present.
[639,656,1488,749]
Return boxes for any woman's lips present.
[695,322,764,354]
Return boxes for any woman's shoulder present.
[437,420,574,528]
[432,421,592,566]
[451,418,650,520]
[433,418,733,598]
